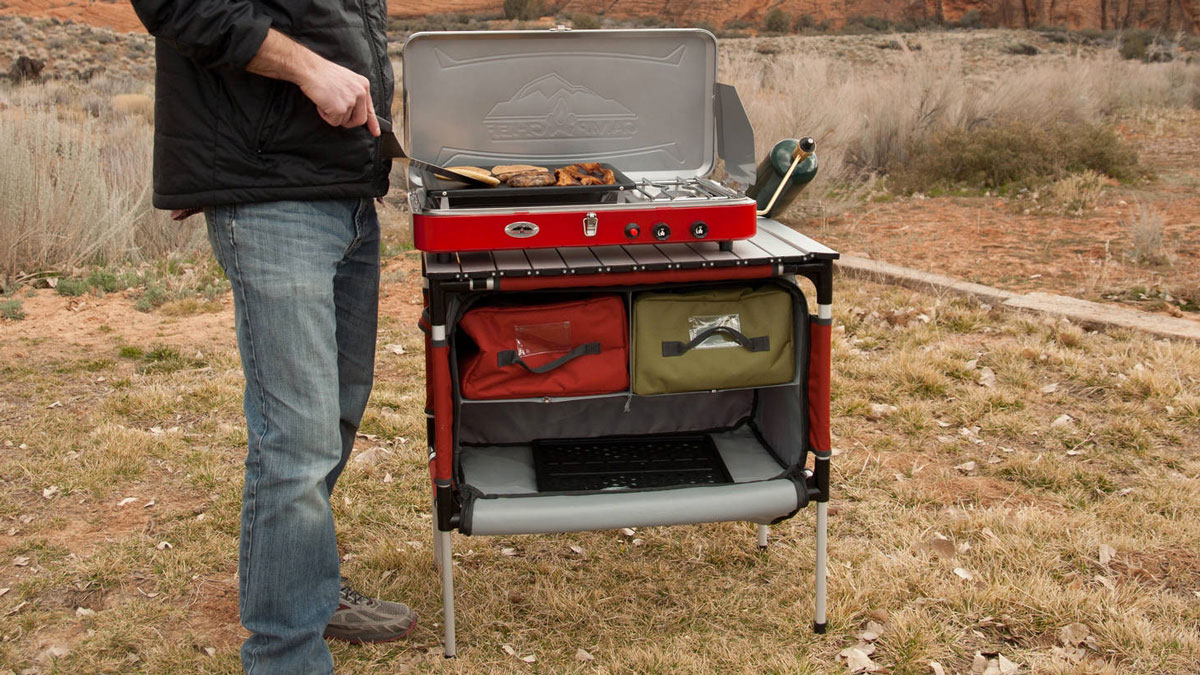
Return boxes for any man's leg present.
[206,200,368,675]
[326,200,380,496]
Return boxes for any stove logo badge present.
[504,221,539,238]
[485,74,637,141]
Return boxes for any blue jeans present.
[205,199,380,674]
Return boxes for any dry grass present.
[1,257,1198,673]
[723,40,1200,212]
[1125,202,1173,267]
[0,84,203,278]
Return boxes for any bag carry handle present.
[498,342,602,374]
[662,326,770,357]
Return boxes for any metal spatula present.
[377,117,495,186]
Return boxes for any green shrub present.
[502,0,541,20]
[764,8,790,33]
[890,121,1142,193]
[84,269,122,293]
[571,13,600,30]
[1121,31,1149,61]
[954,10,983,29]
[135,281,169,312]
[55,277,89,297]
[0,299,24,321]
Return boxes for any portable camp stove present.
[402,28,760,254]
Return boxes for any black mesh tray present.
[532,434,733,492]
[422,163,635,209]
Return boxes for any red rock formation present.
[1,0,1193,34]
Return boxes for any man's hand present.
[247,29,380,137]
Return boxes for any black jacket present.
[130,0,393,209]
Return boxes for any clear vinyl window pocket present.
[514,321,572,359]
[688,314,742,350]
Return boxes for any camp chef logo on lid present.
[504,221,539,238]
[484,74,637,141]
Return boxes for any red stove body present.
[402,29,760,253]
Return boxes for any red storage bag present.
[458,296,629,400]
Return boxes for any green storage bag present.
[632,285,795,395]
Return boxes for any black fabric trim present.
[662,327,769,357]
[152,175,388,210]
[498,342,601,373]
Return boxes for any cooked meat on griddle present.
[506,171,556,187]
[553,169,579,186]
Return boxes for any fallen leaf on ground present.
[155,541,172,550]
[1051,414,1074,428]
[203,647,217,657]
[954,567,974,581]
[75,607,96,617]
[0,588,9,597]
[143,499,155,508]
[519,654,536,663]
[867,608,889,623]
[978,367,996,387]
[839,646,882,673]
[384,343,406,355]
[575,648,594,662]
[1060,622,1091,647]
[955,461,977,474]
[928,535,956,560]
[966,359,979,370]
[13,556,30,567]
[569,544,584,555]
[383,472,394,483]
[868,403,898,419]
[1040,382,1058,394]
[117,497,138,506]
[858,620,888,642]
[501,548,517,557]
[1098,544,1115,566]
[42,485,60,499]
[1094,575,1115,590]
[501,644,516,656]
[930,662,946,675]
[620,528,636,536]
[47,401,62,409]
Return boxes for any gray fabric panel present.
[460,446,537,494]
[457,390,753,445]
[713,425,787,481]
[459,427,786,497]
[466,480,800,535]
[755,385,804,467]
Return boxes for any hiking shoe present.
[323,580,417,644]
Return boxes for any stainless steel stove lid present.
[402,29,719,182]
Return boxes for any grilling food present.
[492,165,548,181]
[553,163,616,187]
[436,166,501,186]
[506,171,556,187]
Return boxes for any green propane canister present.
[746,137,818,219]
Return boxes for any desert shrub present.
[502,0,541,20]
[570,13,600,30]
[1121,30,1152,61]
[1046,170,1104,214]
[0,299,24,321]
[1004,42,1040,56]
[764,9,790,33]
[1126,202,1171,265]
[954,10,983,29]
[0,105,202,276]
[889,121,1140,193]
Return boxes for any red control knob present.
[625,223,641,239]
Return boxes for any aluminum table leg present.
[435,529,456,657]
[756,524,769,549]
[813,501,828,633]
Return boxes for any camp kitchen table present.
[405,28,838,657]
